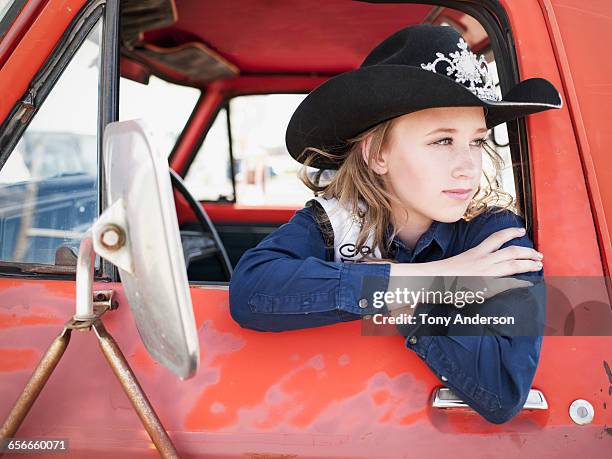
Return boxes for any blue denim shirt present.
[229,205,545,424]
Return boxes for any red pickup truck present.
[0,0,610,457]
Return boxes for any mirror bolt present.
[99,224,125,251]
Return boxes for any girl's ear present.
[361,133,388,175]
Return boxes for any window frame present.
[0,0,120,280]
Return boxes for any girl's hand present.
[429,226,543,277]
[431,226,543,301]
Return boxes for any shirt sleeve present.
[403,207,546,424]
[228,206,391,332]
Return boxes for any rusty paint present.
[604,360,612,384]
[378,408,393,423]
[0,309,63,328]
[184,314,435,431]
[1,328,70,438]
[0,348,39,371]
[371,389,390,406]
[398,408,428,426]
[509,433,527,449]
[605,360,612,397]
[130,343,158,375]
[604,360,612,396]
[244,454,298,459]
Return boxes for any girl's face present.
[368,106,486,227]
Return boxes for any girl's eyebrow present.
[425,127,488,136]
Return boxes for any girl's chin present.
[435,215,466,223]
[431,205,470,223]
[395,198,469,223]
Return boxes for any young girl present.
[229,25,561,424]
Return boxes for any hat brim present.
[286,65,562,169]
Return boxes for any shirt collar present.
[386,219,455,258]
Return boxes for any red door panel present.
[0,279,609,457]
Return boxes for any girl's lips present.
[442,189,472,200]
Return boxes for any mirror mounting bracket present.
[0,234,179,458]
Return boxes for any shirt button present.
[408,336,418,345]
[358,298,368,309]
[441,375,448,382]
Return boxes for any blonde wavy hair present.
[298,116,516,261]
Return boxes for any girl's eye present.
[431,137,487,147]
[433,137,452,145]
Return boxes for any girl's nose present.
[451,145,479,179]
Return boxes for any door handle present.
[432,387,548,410]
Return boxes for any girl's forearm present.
[384,262,441,309]
[389,262,436,277]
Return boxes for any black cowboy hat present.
[286,24,562,170]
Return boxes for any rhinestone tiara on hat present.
[420,38,499,102]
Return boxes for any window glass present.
[0,19,102,265]
[185,94,313,206]
[119,75,200,157]
[231,94,312,205]
[184,107,234,202]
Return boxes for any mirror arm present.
[74,231,95,320]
